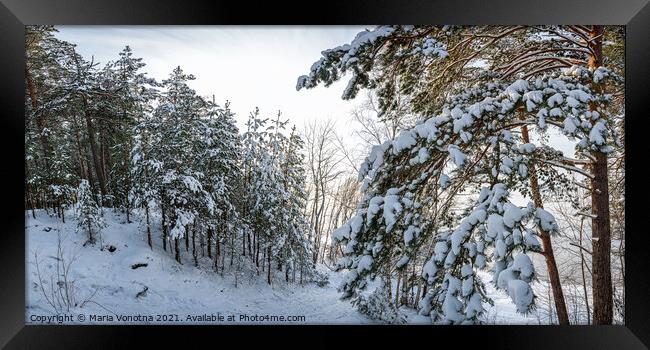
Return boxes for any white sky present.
[55,26,368,135]
[54,25,577,177]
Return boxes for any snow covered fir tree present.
[25,25,624,325]
[75,179,106,245]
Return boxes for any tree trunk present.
[395,273,401,306]
[591,151,613,324]
[161,202,167,251]
[98,131,111,207]
[579,218,591,324]
[29,193,36,218]
[72,113,90,184]
[81,96,108,204]
[242,228,247,256]
[400,271,409,306]
[520,124,569,325]
[252,231,256,263]
[185,225,190,252]
[588,25,613,325]
[221,240,226,275]
[230,231,234,267]
[410,265,417,307]
[192,223,197,267]
[175,237,181,263]
[215,238,220,271]
[415,281,423,307]
[199,232,204,257]
[25,156,36,215]
[247,232,252,257]
[207,228,212,258]
[26,66,53,178]
[146,204,152,249]
[255,238,260,268]
[547,284,555,324]
[267,246,272,285]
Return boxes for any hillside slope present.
[25,210,539,325]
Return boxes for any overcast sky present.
[54,26,577,171]
[55,26,368,134]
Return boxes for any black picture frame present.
[1,0,649,348]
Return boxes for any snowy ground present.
[26,209,541,325]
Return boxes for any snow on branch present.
[331,65,618,324]
[296,26,448,100]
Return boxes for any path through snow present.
[25,209,539,325]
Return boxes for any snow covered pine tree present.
[298,25,622,324]
[241,110,315,285]
[76,179,106,245]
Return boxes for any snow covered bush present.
[353,277,404,324]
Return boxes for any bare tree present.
[302,119,345,263]
[323,176,360,264]
[349,92,417,146]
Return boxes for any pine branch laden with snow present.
[417,184,543,323]
[296,25,450,110]
[327,65,618,324]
